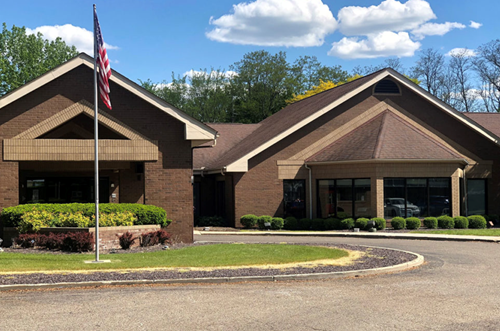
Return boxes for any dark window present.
[374,79,400,94]
[316,179,371,218]
[384,178,451,218]
[23,177,109,204]
[283,180,306,219]
[467,179,486,215]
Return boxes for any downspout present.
[304,163,313,219]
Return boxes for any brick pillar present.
[374,177,385,218]
[451,169,461,217]
[0,162,19,210]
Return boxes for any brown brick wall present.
[231,84,500,224]
[0,65,194,243]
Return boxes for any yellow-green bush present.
[58,212,91,227]
[90,212,136,227]
[18,210,53,233]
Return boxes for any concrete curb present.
[195,230,500,242]
[0,247,423,291]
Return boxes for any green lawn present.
[0,244,348,273]
[411,229,500,236]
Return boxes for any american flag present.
[94,8,112,109]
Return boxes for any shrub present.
[371,218,386,230]
[337,212,349,219]
[405,217,421,230]
[1,203,168,228]
[257,215,273,229]
[118,231,137,249]
[14,234,39,248]
[423,217,438,229]
[271,217,284,230]
[60,232,94,252]
[299,218,312,230]
[311,218,326,230]
[468,215,487,229]
[437,216,454,229]
[140,229,171,247]
[340,218,355,230]
[89,212,136,227]
[195,216,226,227]
[391,217,406,230]
[354,218,369,230]
[283,217,298,230]
[17,210,54,233]
[240,214,258,229]
[324,218,340,230]
[57,212,90,227]
[38,233,65,250]
[454,216,469,229]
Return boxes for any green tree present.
[0,23,78,95]
[230,50,295,123]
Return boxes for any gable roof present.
[463,113,500,137]
[306,110,463,163]
[193,123,260,170]
[205,69,500,172]
[0,53,217,142]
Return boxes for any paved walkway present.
[195,229,500,242]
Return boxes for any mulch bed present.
[0,243,416,285]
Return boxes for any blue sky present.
[2,0,497,83]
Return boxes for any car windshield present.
[390,199,405,205]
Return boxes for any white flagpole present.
[93,3,100,262]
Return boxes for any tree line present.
[1,23,500,123]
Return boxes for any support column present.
[451,169,462,217]
[373,177,385,218]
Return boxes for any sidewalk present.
[195,230,500,243]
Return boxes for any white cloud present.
[26,24,118,55]
[337,0,435,36]
[183,69,238,79]
[446,48,476,57]
[328,31,421,59]
[411,22,465,40]
[206,0,337,47]
[470,21,482,29]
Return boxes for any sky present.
[2,0,498,84]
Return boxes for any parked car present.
[384,198,420,217]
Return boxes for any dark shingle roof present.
[306,110,463,162]
[463,113,500,137]
[205,71,386,170]
[193,123,260,169]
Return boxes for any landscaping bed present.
[0,243,416,285]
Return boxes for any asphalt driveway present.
[1,235,499,331]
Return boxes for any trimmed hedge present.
[283,217,298,230]
[257,215,273,229]
[299,218,312,230]
[391,217,406,230]
[354,218,369,230]
[371,218,386,230]
[271,217,284,230]
[1,203,168,228]
[340,218,355,230]
[468,215,487,229]
[405,217,421,230]
[437,215,454,229]
[15,232,94,252]
[240,214,258,228]
[324,218,340,230]
[453,216,469,229]
[423,217,438,229]
[311,218,326,230]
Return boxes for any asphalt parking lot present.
[1,235,499,331]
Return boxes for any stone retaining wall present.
[1,224,161,249]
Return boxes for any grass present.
[411,229,500,236]
[0,244,348,273]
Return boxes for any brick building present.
[0,53,217,242]
[194,69,500,227]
